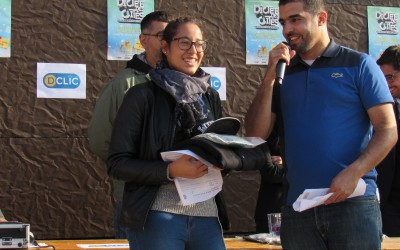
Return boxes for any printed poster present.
[37,63,87,99]
[107,0,154,60]
[367,6,400,60]
[0,0,12,58]
[201,67,227,101]
[245,0,284,65]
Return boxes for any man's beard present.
[288,32,312,55]
[290,40,308,55]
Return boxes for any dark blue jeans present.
[126,211,226,250]
[281,196,382,250]
[114,201,127,239]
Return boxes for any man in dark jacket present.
[254,129,286,232]
[87,11,170,238]
[376,45,400,237]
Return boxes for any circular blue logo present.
[210,76,221,90]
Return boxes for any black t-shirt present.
[174,94,216,143]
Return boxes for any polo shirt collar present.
[321,39,340,58]
[290,39,339,66]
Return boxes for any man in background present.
[88,11,170,238]
[245,0,396,249]
[254,129,286,233]
[376,45,400,237]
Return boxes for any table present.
[33,237,400,250]
[34,238,281,250]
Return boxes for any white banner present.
[37,63,86,99]
[201,67,227,101]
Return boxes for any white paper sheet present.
[161,150,223,206]
[292,178,367,212]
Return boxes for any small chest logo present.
[331,73,343,78]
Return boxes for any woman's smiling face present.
[162,22,205,76]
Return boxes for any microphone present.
[275,42,290,84]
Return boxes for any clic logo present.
[211,76,221,91]
[43,73,81,89]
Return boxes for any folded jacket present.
[172,137,274,171]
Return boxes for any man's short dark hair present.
[140,11,169,32]
[279,0,325,15]
[377,45,400,71]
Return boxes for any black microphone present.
[275,42,290,84]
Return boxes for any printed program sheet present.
[161,150,223,206]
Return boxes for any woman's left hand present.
[168,155,209,179]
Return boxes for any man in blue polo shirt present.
[245,0,397,249]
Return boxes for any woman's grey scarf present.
[149,65,211,138]
[149,67,210,104]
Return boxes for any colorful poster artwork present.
[107,0,154,60]
[245,0,284,65]
[368,6,400,60]
[0,0,12,58]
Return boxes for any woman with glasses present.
[107,17,227,250]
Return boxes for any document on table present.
[160,150,223,206]
[76,244,129,248]
[293,178,366,212]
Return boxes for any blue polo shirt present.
[280,40,393,205]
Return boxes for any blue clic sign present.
[210,76,221,91]
[43,73,81,89]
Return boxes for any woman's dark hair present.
[377,45,400,71]
[162,17,204,44]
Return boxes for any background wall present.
[0,0,397,239]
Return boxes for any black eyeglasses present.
[172,37,207,52]
[385,71,399,83]
[142,31,163,40]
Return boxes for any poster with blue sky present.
[0,0,12,58]
[367,6,400,60]
[108,0,154,60]
[245,0,284,65]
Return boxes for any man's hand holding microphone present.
[263,41,296,86]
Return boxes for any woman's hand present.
[168,155,209,179]
[271,155,283,165]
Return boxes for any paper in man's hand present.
[292,179,367,212]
